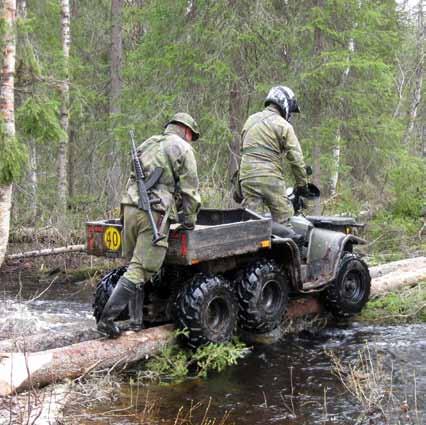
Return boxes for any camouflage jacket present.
[121,125,201,225]
[239,105,308,187]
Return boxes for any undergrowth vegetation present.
[328,344,422,425]
[360,282,426,324]
[135,331,250,383]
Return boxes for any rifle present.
[129,130,166,245]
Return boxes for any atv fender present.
[270,236,303,291]
[304,228,366,289]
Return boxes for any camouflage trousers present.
[240,176,293,224]
[122,205,170,285]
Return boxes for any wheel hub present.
[206,297,229,331]
[341,271,363,301]
[261,280,282,313]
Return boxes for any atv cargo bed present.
[86,208,272,265]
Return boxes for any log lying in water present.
[0,296,324,395]
[0,324,175,396]
[0,326,100,353]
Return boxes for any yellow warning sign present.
[104,227,121,251]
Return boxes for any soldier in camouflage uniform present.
[239,86,309,224]
[97,113,201,338]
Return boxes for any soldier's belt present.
[155,183,175,193]
[241,146,280,156]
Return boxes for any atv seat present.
[271,222,304,248]
[306,216,364,233]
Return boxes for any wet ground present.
[1,274,424,424]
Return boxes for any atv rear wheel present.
[237,259,289,333]
[324,253,371,318]
[93,267,128,323]
[176,274,237,348]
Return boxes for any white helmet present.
[264,86,300,120]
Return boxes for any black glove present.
[295,185,311,198]
[176,222,195,231]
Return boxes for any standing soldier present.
[239,86,309,224]
[97,113,201,338]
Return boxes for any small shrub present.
[141,332,249,383]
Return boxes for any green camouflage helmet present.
[166,112,200,141]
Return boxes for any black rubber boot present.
[129,284,144,331]
[97,276,136,338]
[271,221,305,251]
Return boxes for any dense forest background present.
[0,0,424,263]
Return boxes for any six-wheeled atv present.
[87,186,371,347]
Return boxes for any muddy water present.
[1,276,425,424]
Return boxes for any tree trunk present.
[57,0,71,212]
[402,0,424,148]
[108,0,124,206]
[228,77,243,179]
[28,138,38,223]
[0,325,175,396]
[329,132,340,197]
[110,0,123,116]
[329,39,354,197]
[312,0,324,214]
[0,0,17,268]
[0,185,13,266]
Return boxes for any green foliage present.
[6,0,424,255]
[17,97,65,145]
[366,212,423,263]
[0,123,28,185]
[192,339,248,378]
[143,332,249,383]
[360,282,426,324]
[388,152,426,218]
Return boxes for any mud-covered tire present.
[324,253,371,318]
[237,259,289,333]
[93,267,128,323]
[176,274,237,348]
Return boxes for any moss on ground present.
[360,282,426,324]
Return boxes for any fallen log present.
[369,256,426,279]
[0,326,100,353]
[0,324,175,396]
[0,297,323,394]
[370,267,426,296]
[5,244,86,261]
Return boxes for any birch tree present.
[57,0,71,212]
[0,0,19,267]
[403,0,424,149]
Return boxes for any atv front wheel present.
[237,259,289,333]
[176,274,237,348]
[324,253,371,318]
[93,267,128,323]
